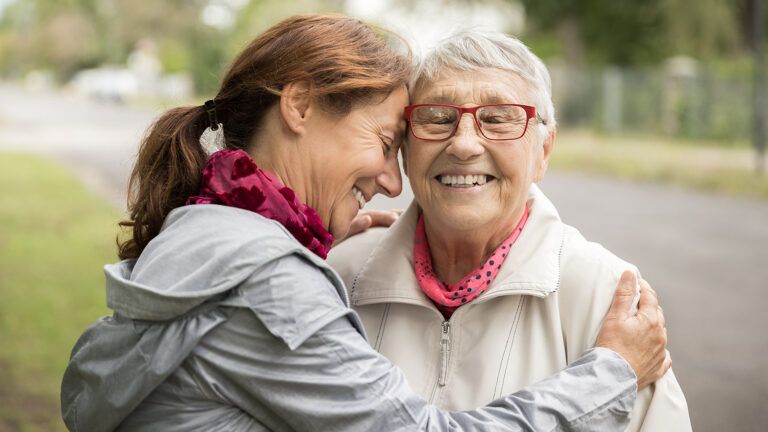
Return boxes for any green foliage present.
[518,0,748,65]
[0,0,224,90]
[662,0,741,59]
[0,0,760,97]
[0,0,350,93]
[0,152,118,429]
[228,0,344,58]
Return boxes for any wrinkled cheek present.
[496,178,525,206]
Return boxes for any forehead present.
[351,86,408,126]
[412,68,535,106]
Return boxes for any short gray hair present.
[411,30,557,134]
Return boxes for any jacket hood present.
[62,204,335,432]
[105,204,330,321]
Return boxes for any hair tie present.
[204,99,219,131]
[200,100,224,155]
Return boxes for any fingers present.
[349,214,373,235]
[637,281,659,318]
[663,349,672,374]
[656,349,672,381]
[365,210,399,228]
[657,305,666,329]
[640,278,667,329]
[606,271,638,321]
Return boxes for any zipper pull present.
[439,321,451,386]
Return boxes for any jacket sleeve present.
[191,310,639,431]
[558,228,692,432]
[185,256,640,431]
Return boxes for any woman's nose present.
[375,154,403,198]
[446,114,485,160]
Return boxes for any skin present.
[405,68,555,284]
[249,82,408,239]
[246,75,670,388]
[596,271,672,390]
[405,67,671,387]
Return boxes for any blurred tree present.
[0,0,103,78]
[0,0,228,92]
[517,0,744,65]
[661,0,741,60]
[229,0,343,58]
[519,0,666,66]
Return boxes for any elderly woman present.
[330,30,691,431]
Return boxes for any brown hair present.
[118,14,411,260]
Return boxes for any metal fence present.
[548,59,753,144]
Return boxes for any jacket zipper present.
[438,320,451,386]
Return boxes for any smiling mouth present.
[435,174,496,188]
[352,186,366,209]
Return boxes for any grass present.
[0,152,119,431]
[551,129,768,199]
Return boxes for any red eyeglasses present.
[403,103,543,141]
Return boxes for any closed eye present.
[380,136,394,156]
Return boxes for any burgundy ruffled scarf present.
[186,149,334,259]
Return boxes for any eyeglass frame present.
[403,103,545,141]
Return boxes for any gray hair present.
[411,30,557,134]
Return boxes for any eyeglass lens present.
[410,105,529,140]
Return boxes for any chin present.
[328,209,356,239]
[426,203,490,230]
[329,223,350,240]
[438,213,490,232]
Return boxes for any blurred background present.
[0,0,766,431]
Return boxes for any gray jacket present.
[61,204,637,431]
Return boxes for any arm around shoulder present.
[558,227,691,431]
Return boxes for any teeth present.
[438,174,491,187]
[352,186,365,209]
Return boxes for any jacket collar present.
[350,185,565,309]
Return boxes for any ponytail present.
[117,14,412,260]
[117,106,209,260]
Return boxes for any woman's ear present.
[533,127,556,183]
[279,81,313,135]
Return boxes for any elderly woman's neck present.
[424,206,527,285]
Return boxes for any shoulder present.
[559,224,637,284]
[327,227,389,287]
[127,205,334,314]
[233,253,354,350]
[164,204,296,245]
[557,223,638,347]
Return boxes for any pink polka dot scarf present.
[413,207,530,319]
[187,149,334,259]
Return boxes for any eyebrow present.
[421,94,455,104]
[419,93,512,105]
[479,94,508,104]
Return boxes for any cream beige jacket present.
[328,187,691,431]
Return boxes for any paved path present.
[2,84,766,431]
[0,83,158,208]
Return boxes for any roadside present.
[0,360,60,432]
[0,153,117,431]
[551,129,768,198]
